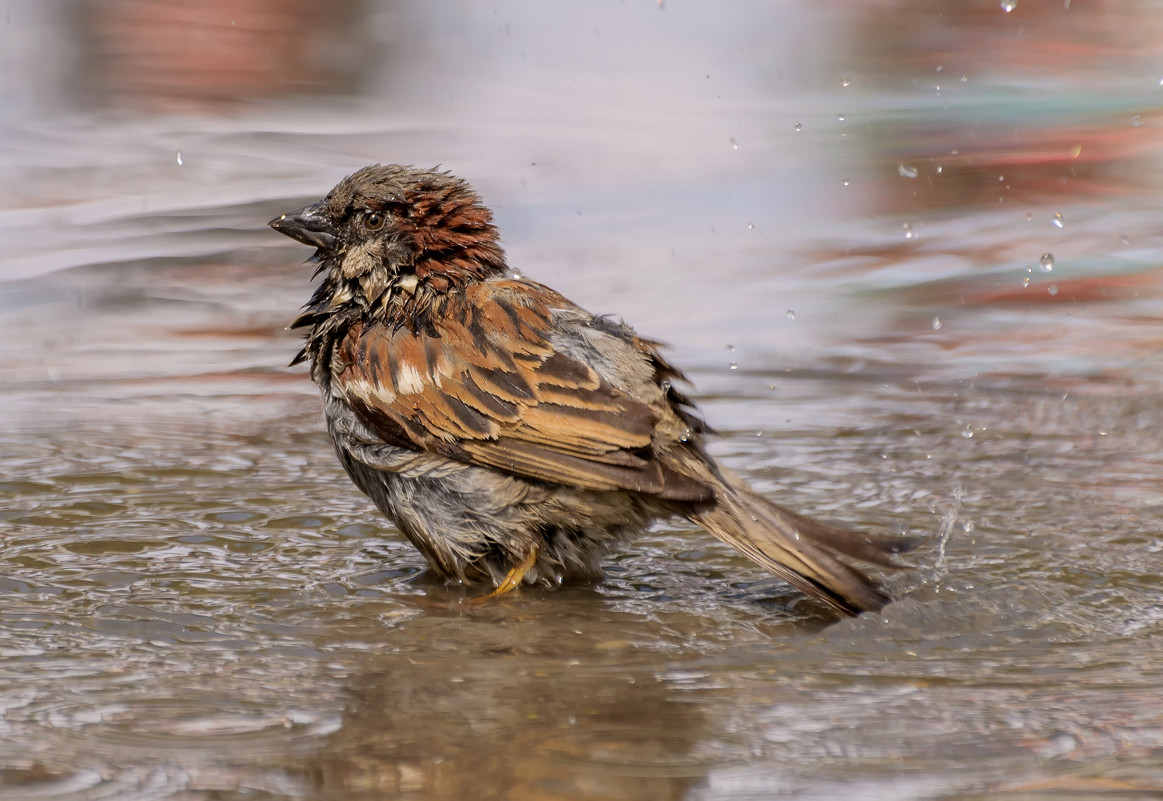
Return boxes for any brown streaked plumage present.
[270,164,913,615]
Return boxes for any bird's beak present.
[269,202,338,251]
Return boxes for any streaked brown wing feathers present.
[334,281,711,501]
[459,437,708,498]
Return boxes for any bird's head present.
[270,164,507,319]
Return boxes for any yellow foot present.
[470,546,540,604]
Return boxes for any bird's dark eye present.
[363,211,385,231]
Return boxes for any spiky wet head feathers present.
[324,164,506,287]
[286,165,509,335]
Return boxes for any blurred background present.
[2,1,1163,799]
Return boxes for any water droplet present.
[793,122,802,132]
[786,309,796,320]
[841,178,850,186]
[1001,0,1016,11]
[1038,252,1055,272]
[1120,234,1131,246]
[998,174,1005,181]
[679,429,692,443]
[935,64,944,72]
[903,222,915,240]
[962,520,975,532]
[747,222,755,230]
[960,74,968,82]
[726,344,735,352]
[1026,212,1033,221]
[1052,212,1064,228]
[836,114,845,122]
[961,426,974,439]
[840,77,850,87]
[729,138,739,150]
[176,151,183,166]
[932,316,942,330]
[1047,284,1059,296]
[660,378,672,392]
[898,163,919,179]
[728,362,739,371]
[1132,115,1143,127]
[1022,276,1031,287]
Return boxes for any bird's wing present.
[332,280,713,501]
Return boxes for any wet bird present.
[270,164,910,615]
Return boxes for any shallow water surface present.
[3,2,1163,799]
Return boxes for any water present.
[3,2,1163,799]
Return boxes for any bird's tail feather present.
[687,477,911,616]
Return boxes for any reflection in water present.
[305,624,715,800]
[846,0,1163,212]
[75,0,372,109]
[2,1,1163,799]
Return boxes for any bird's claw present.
[468,546,540,604]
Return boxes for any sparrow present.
[269,164,911,615]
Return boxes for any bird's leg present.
[481,544,540,600]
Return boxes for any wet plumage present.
[270,164,911,615]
